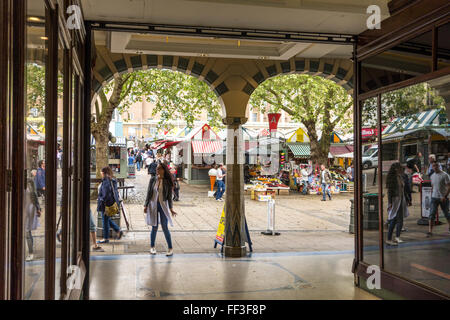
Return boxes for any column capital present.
[222,117,247,126]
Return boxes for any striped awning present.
[192,140,223,154]
[382,109,441,134]
[287,143,310,158]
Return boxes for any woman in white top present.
[144,162,178,256]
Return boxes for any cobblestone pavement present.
[87,168,356,255]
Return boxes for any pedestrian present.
[144,162,178,256]
[25,170,41,261]
[208,165,218,192]
[170,163,180,201]
[426,154,441,178]
[135,152,142,171]
[319,164,332,201]
[346,163,354,182]
[35,160,46,198]
[300,165,310,195]
[407,151,422,192]
[402,166,412,206]
[97,166,123,244]
[89,210,104,252]
[128,152,135,166]
[385,162,409,245]
[427,161,450,237]
[215,164,226,202]
[148,157,157,177]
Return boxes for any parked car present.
[362,147,378,169]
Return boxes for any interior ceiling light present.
[40,36,48,40]
[199,53,209,57]
[259,56,268,60]
[28,17,42,22]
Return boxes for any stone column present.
[223,117,247,257]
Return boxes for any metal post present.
[261,199,280,236]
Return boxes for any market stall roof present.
[287,127,310,143]
[338,152,354,158]
[382,109,442,135]
[184,123,221,141]
[287,143,310,158]
[192,140,223,154]
[162,141,181,149]
[383,126,450,142]
[91,136,127,147]
[329,144,353,157]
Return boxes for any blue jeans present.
[150,202,173,249]
[101,212,120,240]
[387,213,403,240]
[215,180,225,200]
[429,197,450,221]
[302,181,309,195]
[322,183,331,200]
[136,161,140,171]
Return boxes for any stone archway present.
[91,45,355,257]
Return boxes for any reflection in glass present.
[361,97,381,266]
[360,31,433,93]
[24,0,46,300]
[437,23,450,70]
[381,75,450,296]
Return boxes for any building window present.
[251,112,258,122]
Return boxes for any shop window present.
[360,97,381,267]
[380,75,449,297]
[360,30,433,94]
[437,22,450,70]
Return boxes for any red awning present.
[329,145,353,156]
[151,140,168,150]
[162,141,181,149]
[192,140,223,154]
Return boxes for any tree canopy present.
[250,74,353,165]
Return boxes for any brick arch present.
[246,58,354,97]
[92,47,229,101]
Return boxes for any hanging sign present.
[268,113,281,132]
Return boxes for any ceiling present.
[85,0,390,60]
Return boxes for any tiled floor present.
[88,251,378,300]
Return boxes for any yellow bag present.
[104,179,119,217]
[105,202,119,217]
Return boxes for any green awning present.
[287,143,310,158]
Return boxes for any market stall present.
[182,123,223,185]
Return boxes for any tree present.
[91,69,222,178]
[361,83,445,129]
[250,74,353,166]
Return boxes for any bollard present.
[261,199,280,236]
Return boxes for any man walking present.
[215,164,226,202]
[148,157,158,177]
[35,160,46,198]
[319,164,332,201]
[427,162,450,237]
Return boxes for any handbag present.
[104,179,119,217]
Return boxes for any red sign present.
[268,113,281,131]
[362,128,377,137]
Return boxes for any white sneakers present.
[25,254,34,261]
[385,240,398,246]
[150,247,174,256]
[395,237,404,243]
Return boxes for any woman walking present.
[386,162,409,246]
[144,162,178,256]
[25,169,41,261]
[97,166,123,244]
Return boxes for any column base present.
[224,245,246,257]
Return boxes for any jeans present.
[322,183,331,200]
[387,212,404,240]
[429,197,450,221]
[101,211,120,240]
[215,180,225,200]
[150,202,173,249]
[302,181,309,195]
[136,161,140,171]
[26,231,33,254]
[173,187,180,200]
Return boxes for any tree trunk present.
[93,130,109,179]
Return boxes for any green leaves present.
[95,69,222,130]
